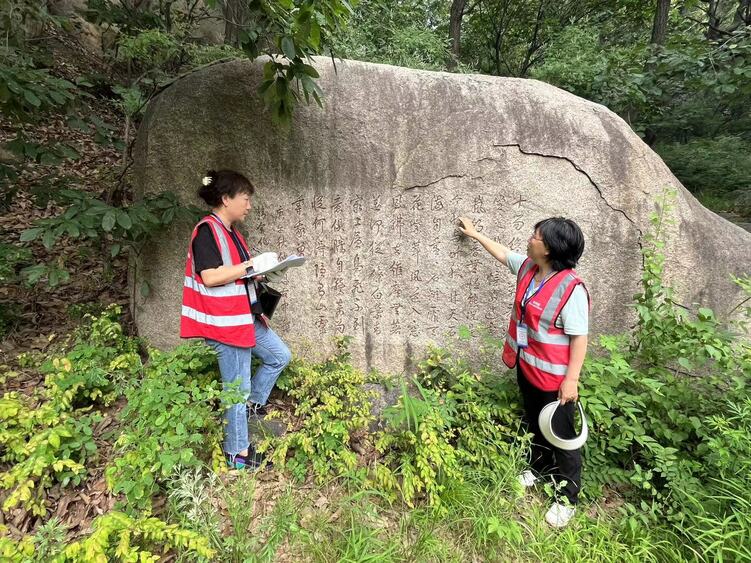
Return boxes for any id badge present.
[516,323,529,348]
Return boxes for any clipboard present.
[242,254,307,279]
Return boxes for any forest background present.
[1,1,750,561]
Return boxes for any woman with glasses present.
[458,216,589,528]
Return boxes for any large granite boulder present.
[132,57,751,374]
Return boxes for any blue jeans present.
[249,320,292,405]
[206,320,291,455]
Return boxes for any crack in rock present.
[492,143,639,230]
[399,174,467,191]
[492,142,645,270]
[395,144,643,255]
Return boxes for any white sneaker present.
[517,470,538,488]
[545,502,576,528]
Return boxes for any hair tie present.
[202,176,212,186]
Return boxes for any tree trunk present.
[650,0,670,45]
[222,0,248,47]
[706,0,722,39]
[732,0,751,29]
[448,0,467,70]
[519,0,546,77]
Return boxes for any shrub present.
[374,380,463,510]
[580,192,751,523]
[19,190,202,290]
[372,347,521,511]
[672,399,751,560]
[56,511,215,562]
[105,343,224,513]
[0,53,79,121]
[42,305,143,407]
[654,136,751,197]
[0,306,139,516]
[260,337,375,483]
[0,394,99,516]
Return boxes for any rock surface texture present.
[132,57,751,374]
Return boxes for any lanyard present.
[520,271,556,320]
[210,213,250,261]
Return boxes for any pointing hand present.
[458,216,478,238]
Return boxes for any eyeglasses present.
[529,234,543,242]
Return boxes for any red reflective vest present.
[180,215,256,347]
[502,258,589,391]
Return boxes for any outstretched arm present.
[458,216,512,267]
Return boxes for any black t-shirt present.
[192,224,224,274]
[192,222,250,274]
[192,221,263,313]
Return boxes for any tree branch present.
[684,15,735,36]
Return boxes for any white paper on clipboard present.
[241,254,307,279]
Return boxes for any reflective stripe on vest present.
[181,305,253,327]
[504,334,569,375]
[538,272,578,331]
[183,275,247,298]
[180,215,255,347]
[517,259,536,284]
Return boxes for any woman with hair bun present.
[180,169,291,470]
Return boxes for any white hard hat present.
[538,400,588,450]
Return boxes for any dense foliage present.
[260,336,376,483]
[334,0,751,209]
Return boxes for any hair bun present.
[201,170,216,187]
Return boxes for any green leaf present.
[49,90,68,105]
[117,211,132,229]
[24,90,41,107]
[310,20,321,50]
[42,229,56,249]
[697,307,714,320]
[39,152,62,166]
[48,432,61,449]
[67,116,90,132]
[300,64,320,78]
[281,36,296,60]
[57,144,80,160]
[162,207,175,224]
[20,227,43,242]
[102,211,116,232]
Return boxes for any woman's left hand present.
[558,377,579,404]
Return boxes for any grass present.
[166,467,301,563]
[161,456,693,563]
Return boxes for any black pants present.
[517,366,582,505]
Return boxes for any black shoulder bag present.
[253,281,282,319]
